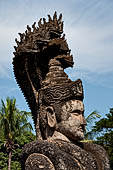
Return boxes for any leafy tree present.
[0,131,36,170]
[91,108,113,169]
[0,97,35,170]
[0,139,8,170]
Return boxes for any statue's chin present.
[76,131,84,140]
[57,129,84,142]
[68,133,84,142]
[55,124,84,142]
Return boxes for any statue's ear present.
[46,106,56,128]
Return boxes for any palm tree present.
[0,97,33,170]
[83,111,101,142]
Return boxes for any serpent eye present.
[50,31,61,39]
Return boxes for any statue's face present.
[56,100,86,141]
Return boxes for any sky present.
[0,0,113,129]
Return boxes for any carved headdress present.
[13,12,83,131]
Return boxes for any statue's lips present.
[78,126,85,132]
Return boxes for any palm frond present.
[86,111,101,124]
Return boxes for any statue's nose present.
[83,117,87,125]
[80,115,87,126]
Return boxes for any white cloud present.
[64,18,113,71]
[0,65,11,79]
[0,0,113,84]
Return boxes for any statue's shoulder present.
[21,140,110,170]
[82,142,110,170]
[21,140,83,170]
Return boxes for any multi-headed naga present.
[13,12,110,170]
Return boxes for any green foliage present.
[0,132,36,169]
[85,110,101,140]
[11,161,21,170]
[0,140,8,169]
[0,97,33,141]
[0,97,36,170]
[86,110,101,125]
[93,108,113,132]
[91,108,113,169]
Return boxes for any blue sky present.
[0,0,113,127]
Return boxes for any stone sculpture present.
[13,12,110,170]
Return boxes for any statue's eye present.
[71,112,79,116]
[71,110,81,115]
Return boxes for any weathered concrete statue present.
[13,12,110,170]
